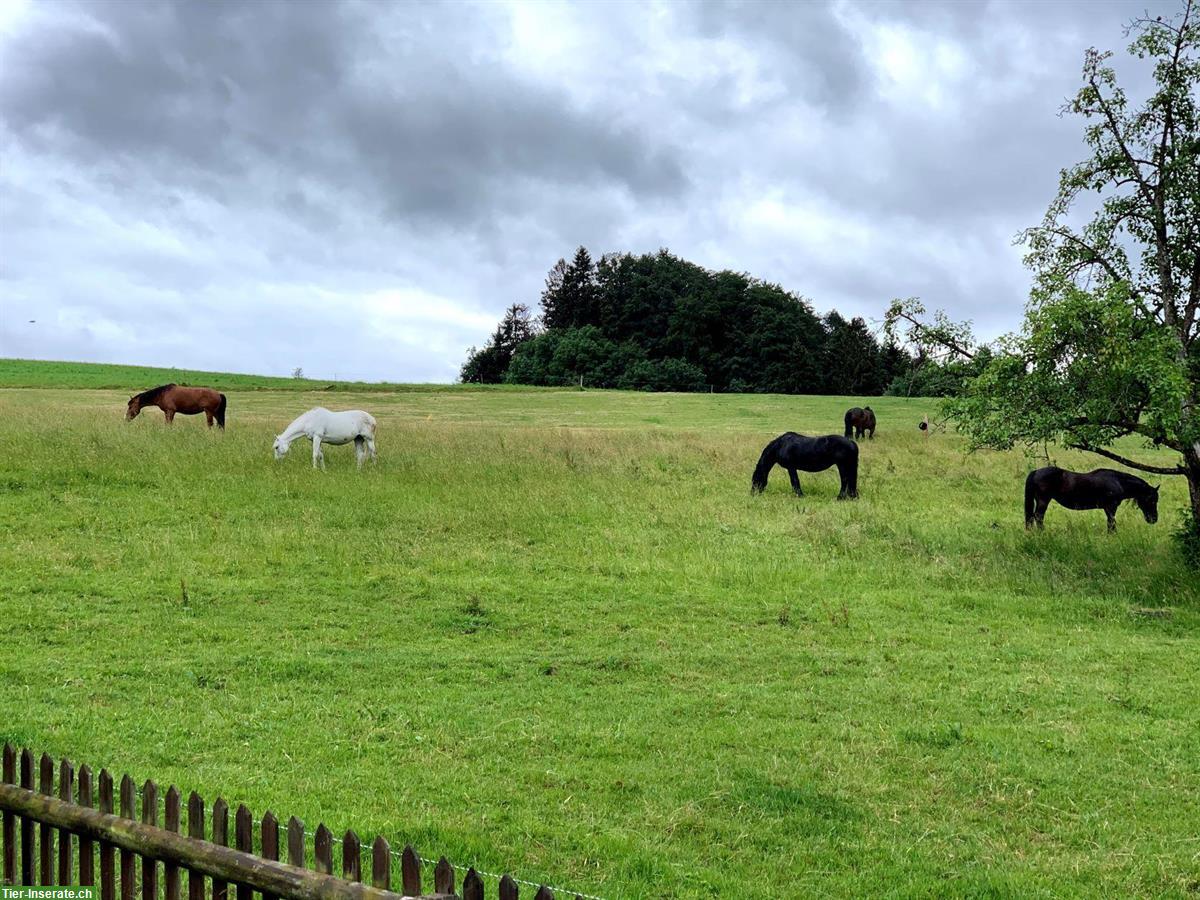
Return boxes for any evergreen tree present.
[540,246,597,330]
[822,313,886,395]
[459,303,536,384]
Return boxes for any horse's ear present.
[1153,483,1161,493]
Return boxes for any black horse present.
[1024,466,1159,532]
[844,406,876,439]
[751,433,859,499]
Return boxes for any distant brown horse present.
[126,384,226,429]
[844,406,876,439]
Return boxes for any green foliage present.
[1177,512,1200,566]
[885,297,978,365]
[539,247,599,331]
[505,326,646,387]
[887,360,967,398]
[618,357,707,392]
[471,247,916,394]
[822,312,889,395]
[948,284,1188,451]
[460,303,538,384]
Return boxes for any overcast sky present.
[0,0,1166,382]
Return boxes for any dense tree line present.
[462,247,939,394]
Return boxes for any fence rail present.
[1,745,571,900]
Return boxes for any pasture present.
[0,364,1197,898]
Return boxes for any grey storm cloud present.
[691,0,871,108]
[0,0,1172,381]
[0,1,686,220]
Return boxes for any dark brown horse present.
[844,406,876,439]
[126,384,227,429]
[751,433,859,499]
[1024,466,1158,532]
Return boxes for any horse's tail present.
[844,409,854,439]
[751,438,780,494]
[1024,471,1036,525]
[215,393,227,429]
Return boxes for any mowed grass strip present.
[0,379,1197,898]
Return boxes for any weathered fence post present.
[164,786,181,900]
[79,765,95,887]
[314,824,332,876]
[370,837,389,891]
[39,753,54,886]
[341,831,360,884]
[58,759,74,884]
[141,780,158,900]
[235,805,253,900]
[462,867,483,900]
[211,798,228,900]
[400,845,420,896]
[187,792,204,900]
[20,750,33,887]
[98,770,115,900]
[286,817,305,871]
[2,744,15,886]
[433,858,454,896]
[119,775,136,900]
[261,811,279,900]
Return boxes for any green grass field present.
[1,360,1197,898]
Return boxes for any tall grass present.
[0,377,1197,898]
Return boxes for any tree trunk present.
[1186,444,1200,522]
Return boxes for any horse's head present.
[125,396,142,421]
[272,436,289,460]
[1138,484,1160,524]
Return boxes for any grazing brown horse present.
[844,406,876,439]
[1024,466,1158,532]
[126,384,227,429]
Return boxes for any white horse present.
[273,408,377,469]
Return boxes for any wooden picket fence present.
[0,745,575,900]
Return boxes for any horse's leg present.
[354,436,365,469]
[836,460,858,499]
[205,411,214,428]
[1105,506,1118,532]
[1035,499,1048,530]
[787,468,803,496]
[164,408,175,425]
[312,436,324,470]
[367,436,377,462]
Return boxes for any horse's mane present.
[132,384,176,404]
[1097,468,1155,497]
